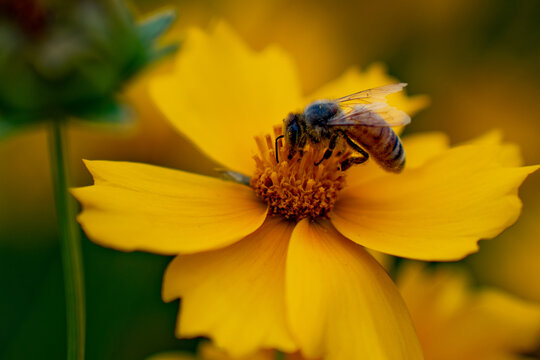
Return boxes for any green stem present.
[48,121,86,360]
[275,350,286,360]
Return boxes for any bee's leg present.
[341,136,369,171]
[275,135,285,163]
[345,136,369,158]
[315,134,338,166]
[341,154,369,171]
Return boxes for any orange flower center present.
[250,127,348,220]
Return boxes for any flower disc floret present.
[250,129,348,220]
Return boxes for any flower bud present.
[0,0,177,137]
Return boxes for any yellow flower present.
[72,22,538,360]
[398,262,540,360]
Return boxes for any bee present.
[277,83,410,172]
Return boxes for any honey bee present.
[277,83,410,172]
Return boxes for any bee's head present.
[304,101,340,127]
[283,113,303,150]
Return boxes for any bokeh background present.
[1,0,540,359]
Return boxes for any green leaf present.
[137,10,177,45]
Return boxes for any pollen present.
[250,127,348,220]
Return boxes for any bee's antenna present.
[275,135,285,163]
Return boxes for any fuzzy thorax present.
[250,128,348,220]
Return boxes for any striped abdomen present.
[348,126,405,173]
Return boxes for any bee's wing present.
[327,102,411,127]
[335,83,407,103]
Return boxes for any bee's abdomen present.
[355,126,405,173]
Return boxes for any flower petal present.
[332,143,539,261]
[162,217,297,357]
[72,160,267,255]
[398,262,540,360]
[400,132,450,168]
[286,219,423,360]
[150,22,303,175]
[467,130,524,167]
